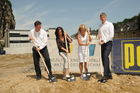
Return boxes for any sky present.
[11,0,140,35]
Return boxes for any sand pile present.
[0,54,140,93]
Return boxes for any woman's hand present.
[87,30,91,35]
[86,42,90,46]
[65,32,73,43]
[65,49,69,53]
[64,32,67,37]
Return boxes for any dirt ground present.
[0,54,140,93]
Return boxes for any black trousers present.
[32,46,52,77]
[101,41,112,77]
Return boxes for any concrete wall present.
[4,30,32,54]
[47,39,103,73]
[4,29,104,73]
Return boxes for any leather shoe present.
[98,78,107,83]
[36,76,41,80]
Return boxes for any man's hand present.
[29,36,34,40]
[36,48,41,51]
[99,40,105,45]
[97,33,102,39]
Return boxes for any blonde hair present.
[78,24,87,32]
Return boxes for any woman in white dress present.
[77,24,92,79]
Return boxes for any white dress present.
[78,32,89,62]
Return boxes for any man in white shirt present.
[98,13,114,83]
[29,21,54,80]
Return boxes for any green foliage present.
[114,13,140,26]
[0,42,4,51]
[1,0,12,7]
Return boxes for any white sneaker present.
[63,75,70,80]
[86,73,91,76]
[81,74,86,79]
[81,74,90,80]
[63,77,67,80]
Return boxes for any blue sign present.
[112,38,140,74]
[89,44,96,56]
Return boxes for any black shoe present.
[108,76,112,79]
[98,78,107,83]
[48,74,53,79]
[36,76,41,80]
[48,75,57,83]
[105,76,112,80]
[98,75,112,83]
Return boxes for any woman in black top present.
[55,27,73,80]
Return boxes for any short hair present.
[34,21,42,27]
[100,12,107,17]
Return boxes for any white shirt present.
[29,28,48,49]
[78,32,89,51]
[98,21,114,43]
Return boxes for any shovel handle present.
[64,33,70,69]
[32,40,49,75]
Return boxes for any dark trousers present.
[101,41,112,77]
[32,46,52,77]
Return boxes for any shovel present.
[64,33,76,82]
[32,39,57,83]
